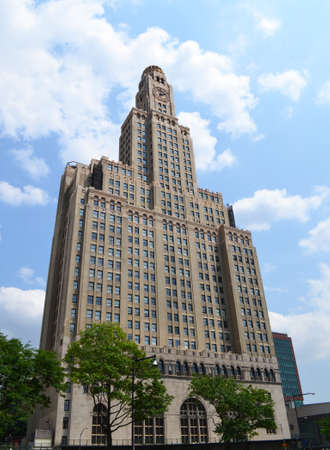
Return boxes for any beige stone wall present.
[58,375,290,446]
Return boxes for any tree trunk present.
[106,428,112,450]
[106,396,112,449]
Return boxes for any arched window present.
[256,368,262,380]
[264,369,269,381]
[135,416,165,444]
[222,365,227,377]
[92,404,107,445]
[200,363,206,375]
[230,366,235,377]
[236,366,241,379]
[183,361,189,375]
[215,364,220,375]
[192,363,198,374]
[158,359,164,374]
[180,398,208,443]
[270,369,276,382]
[250,368,256,380]
[175,361,181,375]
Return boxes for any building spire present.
[135,65,175,116]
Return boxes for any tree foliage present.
[319,417,330,440]
[0,332,65,441]
[64,323,172,448]
[189,375,276,443]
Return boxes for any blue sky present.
[1,0,330,404]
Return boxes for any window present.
[134,416,165,444]
[64,399,70,411]
[63,416,69,429]
[92,404,107,444]
[180,398,208,443]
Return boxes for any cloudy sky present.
[1,0,330,403]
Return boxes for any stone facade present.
[32,66,290,445]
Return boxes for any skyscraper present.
[272,332,303,408]
[33,66,290,445]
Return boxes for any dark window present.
[92,404,107,445]
[134,416,164,444]
[180,398,208,443]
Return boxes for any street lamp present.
[131,355,157,450]
[288,392,315,409]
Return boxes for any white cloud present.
[233,186,329,231]
[0,0,258,165]
[18,266,45,287]
[256,17,280,37]
[216,149,236,171]
[177,112,236,171]
[0,286,45,320]
[258,70,307,101]
[0,286,44,345]
[11,146,50,178]
[0,181,49,206]
[299,217,330,253]
[242,4,280,37]
[316,80,330,104]
[269,263,330,361]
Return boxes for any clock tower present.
[135,65,176,116]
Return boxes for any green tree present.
[0,332,65,441]
[189,375,276,443]
[319,417,330,440]
[64,323,172,448]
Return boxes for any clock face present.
[153,87,169,101]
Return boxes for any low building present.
[287,402,330,447]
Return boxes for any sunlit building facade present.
[32,66,290,445]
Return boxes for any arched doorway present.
[180,398,208,443]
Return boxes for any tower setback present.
[33,66,290,445]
